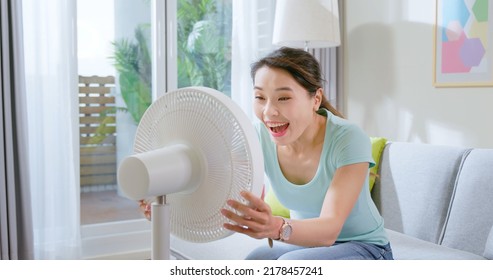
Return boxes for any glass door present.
[78,0,234,259]
[78,0,152,225]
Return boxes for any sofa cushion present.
[440,149,493,256]
[372,142,469,244]
[483,227,493,259]
[265,189,290,218]
[369,137,387,191]
[387,229,485,260]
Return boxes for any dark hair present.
[250,47,343,118]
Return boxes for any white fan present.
[117,86,264,259]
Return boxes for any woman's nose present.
[264,100,278,117]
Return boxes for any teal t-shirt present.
[256,109,388,246]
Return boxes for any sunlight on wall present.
[426,121,466,147]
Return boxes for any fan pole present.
[152,195,170,260]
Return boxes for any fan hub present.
[118,144,202,199]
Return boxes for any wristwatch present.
[279,218,292,242]
[268,217,292,248]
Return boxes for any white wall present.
[344,0,493,149]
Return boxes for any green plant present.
[111,24,152,124]
[177,0,232,96]
[110,0,232,123]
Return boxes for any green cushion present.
[264,137,388,217]
[369,137,387,191]
[264,189,290,218]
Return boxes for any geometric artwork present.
[434,0,493,87]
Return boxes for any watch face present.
[281,223,292,241]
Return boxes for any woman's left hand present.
[221,191,281,240]
[139,199,152,221]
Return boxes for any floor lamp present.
[272,0,341,50]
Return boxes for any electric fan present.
[117,86,264,260]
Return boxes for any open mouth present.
[267,122,289,137]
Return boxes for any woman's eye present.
[279,97,290,101]
[255,96,264,100]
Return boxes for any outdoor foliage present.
[177,0,232,96]
[111,24,152,124]
[111,0,232,125]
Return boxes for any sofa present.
[170,141,493,260]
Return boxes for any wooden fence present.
[79,75,117,188]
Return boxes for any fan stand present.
[118,144,198,260]
[152,195,170,260]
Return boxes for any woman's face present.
[253,66,320,145]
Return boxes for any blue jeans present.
[246,241,394,260]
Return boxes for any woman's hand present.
[221,191,282,240]
[139,199,152,221]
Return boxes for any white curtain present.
[22,0,81,259]
[231,0,276,120]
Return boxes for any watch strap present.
[268,217,286,248]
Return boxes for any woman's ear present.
[313,88,323,111]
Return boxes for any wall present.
[343,0,493,149]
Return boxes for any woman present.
[220,47,393,260]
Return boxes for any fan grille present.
[133,87,262,242]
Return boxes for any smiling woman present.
[221,47,393,260]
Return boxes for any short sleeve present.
[333,124,375,169]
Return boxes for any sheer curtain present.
[231,0,276,120]
[22,0,81,259]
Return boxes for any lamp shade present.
[272,0,341,49]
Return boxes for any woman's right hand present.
[139,184,265,222]
[139,199,152,221]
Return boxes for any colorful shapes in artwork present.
[468,20,489,48]
[460,37,485,67]
[441,0,470,42]
[446,20,463,41]
[440,0,489,74]
[472,0,489,22]
[442,32,471,73]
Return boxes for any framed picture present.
[434,0,493,87]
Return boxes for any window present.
[77,0,338,259]
[19,0,340,260]
[79,0,236,259]
[78,0,150,227]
